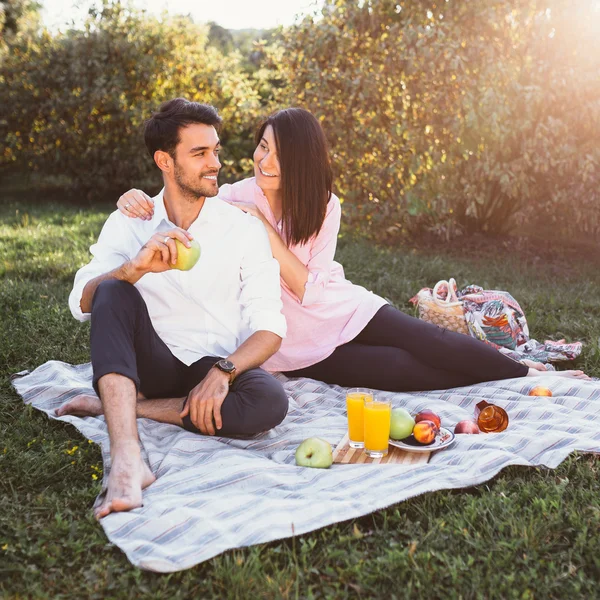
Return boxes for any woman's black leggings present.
[283,304,528,391]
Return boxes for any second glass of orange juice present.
[364,399,392,458]
[346,388,373,448]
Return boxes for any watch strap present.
[214,359,236,384]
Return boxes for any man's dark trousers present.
[90,280,289,436]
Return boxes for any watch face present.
[217,359,236,373]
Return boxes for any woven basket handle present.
[432,278,462,307]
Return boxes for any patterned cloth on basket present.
[411,280,582,365]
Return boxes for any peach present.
[528,386,553,397]
[454,420,480,434]
[414,410,441,429]
[413,420,438,445]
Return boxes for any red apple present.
[454,420,480,434]
[414,410,441,429]
[413,420,438,444]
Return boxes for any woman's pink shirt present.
[218,178,387,372]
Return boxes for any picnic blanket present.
[12,360,600,573]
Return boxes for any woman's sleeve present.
[300,195,342,307]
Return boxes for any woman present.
[117,108,587,390]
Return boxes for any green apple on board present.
[389,407,415,440]
[171,239,201,271]
[295,437,333,468]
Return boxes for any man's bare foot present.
[56,391,147,418]
[522,359,547,372]
[56,394,104,418]
[95,444,156,519]
[526,369,591,381]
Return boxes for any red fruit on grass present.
[414,410,441,429]
[454,420,480,434]
[413,420,438,445]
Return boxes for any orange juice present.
[364,400,391,457]
[346,389,373,448]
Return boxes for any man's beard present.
[173,161,219,201]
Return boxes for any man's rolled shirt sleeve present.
[68,212,132,322]
[239,218,287,339]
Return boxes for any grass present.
[1,194,599,599]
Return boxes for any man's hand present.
[131,228,195,275]
[180,367,231,435]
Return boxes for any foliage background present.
[1,0,599,239]
[1,3,599,594]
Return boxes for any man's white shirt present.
[69,190,287,366]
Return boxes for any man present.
[57,98,288,519]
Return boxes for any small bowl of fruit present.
[389,409,455,453]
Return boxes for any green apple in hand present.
[295,437,333,468]
[389,407,415,440]
[172,239,201,271]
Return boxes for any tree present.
[207,21,234,54]
[0,1,267,197]
[276,0,600,237]
[0,0,41,39]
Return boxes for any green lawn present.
[1,196,599,599]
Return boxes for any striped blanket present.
[12,360,600,573]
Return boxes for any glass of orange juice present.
[346,388,373,448]
[364,399,392,458]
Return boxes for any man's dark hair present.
[144,98,222,160]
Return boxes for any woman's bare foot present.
[56,394,103,417]
[95,443,156,519]
[522,359,547,372]
[526,368,591,381]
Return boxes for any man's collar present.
[150,188,169,231]
[151,188,215,231]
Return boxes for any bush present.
[277,0,600,238]
[0,1,270,199]
[2,0,599,239]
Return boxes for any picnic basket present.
[411,278,469,335]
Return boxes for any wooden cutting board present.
[333,433,431,465]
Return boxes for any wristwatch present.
[214,359,237,384]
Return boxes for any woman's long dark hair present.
[255,108,333,246]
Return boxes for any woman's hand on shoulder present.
[117,189,154,220]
